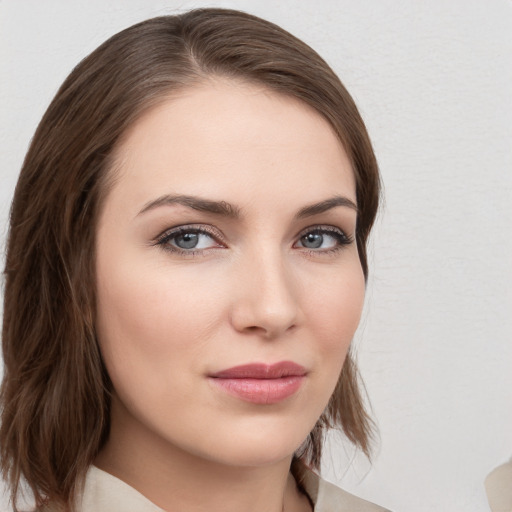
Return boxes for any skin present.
[94,78,365,512]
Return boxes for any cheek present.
[303,259,366,381]
[307,260,365,343]
[96,263,210,364]
[94,264,215,426]
[94,242,235,398]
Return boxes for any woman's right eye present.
[155,226,223,254]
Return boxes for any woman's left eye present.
[294,227,352,252]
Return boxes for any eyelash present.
[154,225,223,257]
[153,224,354,257]
[296,226,353,256]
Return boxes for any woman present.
[0,8,387,512]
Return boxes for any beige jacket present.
[60,465,390,512]
[485,460,512,512]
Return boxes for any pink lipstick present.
[209,361,306,404]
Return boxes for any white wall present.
[1,1,511,511]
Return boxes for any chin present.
[202,441,298,468]
[186,417,313,468]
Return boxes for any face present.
[95,79,365,468]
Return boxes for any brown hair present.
[1,8,380,510]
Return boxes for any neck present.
[94,399,312,512]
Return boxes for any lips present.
[209,361,306,404]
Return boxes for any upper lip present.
[210,361,307,379]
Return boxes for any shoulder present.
[35,466,165,512]
[316,477,391,512]
[485,460,512,512]
[301,467,391,512]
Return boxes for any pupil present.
[176,232,199,249]
[303,233,323,249]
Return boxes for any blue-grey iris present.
[175,232,199,249]
[301,232,323,249]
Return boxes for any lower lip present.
[210,376,304,404]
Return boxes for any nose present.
[229,249,301,339]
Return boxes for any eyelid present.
[294,224,353,243]
[153,224,226,249]
[292,224,354,256]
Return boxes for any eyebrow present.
[137,195,241,218]
[296,195,358,218]
[137,194,357,219]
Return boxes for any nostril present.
[242,322,296,339]
[245,325,267,334]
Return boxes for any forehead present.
[107,79,356,214]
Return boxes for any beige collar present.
[71,464,389,512]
